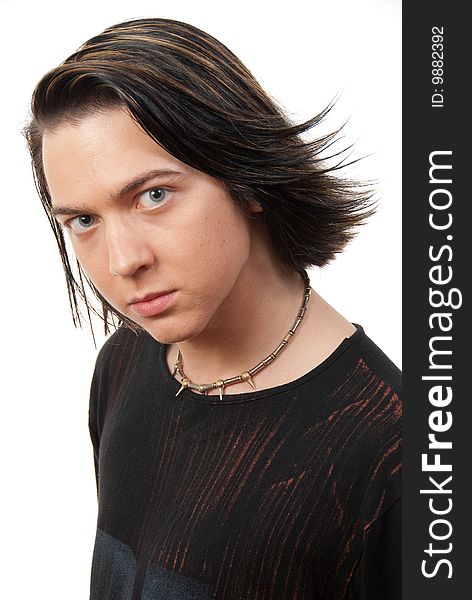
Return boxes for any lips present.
[129,290,176,318]
[129,290,174,304]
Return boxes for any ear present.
[248,199,263,213]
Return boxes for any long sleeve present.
[348,499,402,600]
[87,327,140,502]
[88,357,102,501]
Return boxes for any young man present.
[25,18,401,600]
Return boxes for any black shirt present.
[88,323,401,599]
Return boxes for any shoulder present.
[93,325,153,376]
[345,324,402,451]
[347,323,401,397]
[330,325,402,513]
[95,325,140,366]
[91,325,159,402]
[322,324,402,446]
[89,326,159,430]
[331,324,402,449]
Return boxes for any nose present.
[106,221,154,277]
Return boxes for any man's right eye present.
[66,215,96,233]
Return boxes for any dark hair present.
[24,17,376,336]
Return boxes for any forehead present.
[42,108,192,202]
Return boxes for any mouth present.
[129,290,176,317]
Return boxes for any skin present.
[42,107,356,395]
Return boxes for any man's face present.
[42,107,262,344]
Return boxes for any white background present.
[0,0,401,597]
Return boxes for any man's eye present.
[139,187,170,208]
[68,215,96,233]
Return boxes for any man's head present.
[41,106,271,344]
[24,17,375,335]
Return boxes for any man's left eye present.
[139,188,170,207]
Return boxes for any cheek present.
[178,208,251,276]
[72,242,110,289]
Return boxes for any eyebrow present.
[50,168,184,217]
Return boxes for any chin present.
[141,312,209,346]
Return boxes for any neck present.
[170,264,307,386]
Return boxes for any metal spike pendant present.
[214,379,225,401]
[241,371,256,390]
[175,377,189,397]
